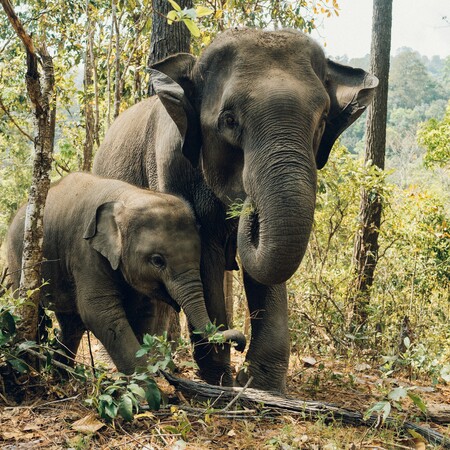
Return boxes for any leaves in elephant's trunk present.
[226,198,255,220]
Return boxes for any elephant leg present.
[77,290,144,374]
[236,271,290,393]
[54,312,86,367]
[191,240,232,386]
[127,296,179,344]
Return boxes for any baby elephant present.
[7,173,245,374]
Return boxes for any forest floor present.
[1,335,449,450]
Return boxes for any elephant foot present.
[197,363,233,387]
[236,362,286,393]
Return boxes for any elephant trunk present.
[166,271,246,351]
[238,140,317,286]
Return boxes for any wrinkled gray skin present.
[93,29,378,391]
[6,173,245,374]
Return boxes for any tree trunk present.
[352,0,392,328]
[113,5,122,119]
[147,0,192,95]
[1,0,56,345]
[82,0,95,171]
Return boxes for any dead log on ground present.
[162,372,450,448]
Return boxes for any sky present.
[312,0,450,59]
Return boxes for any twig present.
[21,348,84,379]
[0,96,34,142]
[86,331,96,377]
[221,375,253,412]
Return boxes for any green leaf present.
[440,365,450,382]
[403,336,411,349]
[118,394,134,422]
[182,18,200,37]
[136,348,148,358]
[1,310,16,334]
[146,379,161,410]
[104,401,119,419]
[98,394,114,404]
[388,387,408,401]
[167,10,179,24]
[128,383,146,398]
[17,340,37,352]
[142,334,154,346]
[195,6,214,17]
[167,0,181,11]
[8,357,28,373]
[364,401,391,422]
[183,8,196,20]
[407,392,427,414]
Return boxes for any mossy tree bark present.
[1,0,55,345]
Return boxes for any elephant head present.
[83,195,246,351]
[151,29,378,285]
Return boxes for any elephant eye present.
[220,111,238,129]
[150,254,166,269]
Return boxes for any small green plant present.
[164,406,192,441]
[364,385,427,425]
[86,333,175,422]
[381,337,450,384]
[166,0,213,37]
[136,332,176,374]
[0,303,32,373]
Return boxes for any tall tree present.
[82,0,97,171]
[352,0,392,327]
[1,0,55,345]
[147,0,192,95]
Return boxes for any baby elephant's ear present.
[83,202,123,270]
[317,60,379,169]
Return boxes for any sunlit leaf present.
[388,387,408,401]
[167,0,181,11]
[195,6,214,17]
[167,10,179,24]
[407,392,427,414]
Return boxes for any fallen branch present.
[162,372,450,448]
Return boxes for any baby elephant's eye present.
[150,254,166,269]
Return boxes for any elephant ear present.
[317,60,379,169]
[150,53,202,167]
[83,202,123,271]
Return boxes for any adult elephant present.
[94,28,378,392]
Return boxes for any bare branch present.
[0,95,34,142]
[0,0,35,54]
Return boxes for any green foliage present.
[86,333,177,422]
[135,332,176,374]
[364,378,427,425]
[288,144,450,381]
[166,0,214,37]
[86,370,162,422]
[417,101,450,169]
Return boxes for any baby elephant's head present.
[84,192,246,352]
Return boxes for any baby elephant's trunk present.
[167,270,246,351]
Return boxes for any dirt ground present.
[1,334,449,449]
